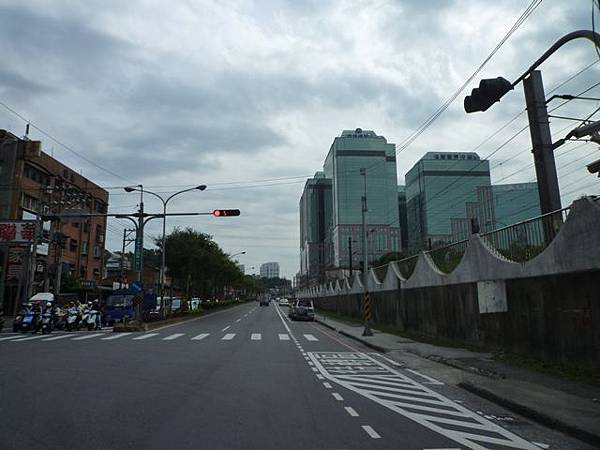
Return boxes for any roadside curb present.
[112,303,244,333]
[337,330,389,353]
[459,381,600,448]
[315,317,337,331]
[315,316,389,353]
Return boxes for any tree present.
[159,228,253,300]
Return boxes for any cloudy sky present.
[1,0,599,278]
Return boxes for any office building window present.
[70,239,78,253]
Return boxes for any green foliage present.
[61,273,80,293]
[160,228,259,299]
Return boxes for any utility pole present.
[523,70,562,242]
[360,168,373,337]
[120,228,136,289]
[348,236,353,277]
[136,188,144,321]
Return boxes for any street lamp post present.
[125,184,206,318]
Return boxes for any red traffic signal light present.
[213,209,241,217]
[464,77,513,113]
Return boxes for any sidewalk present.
[315,313,600,448]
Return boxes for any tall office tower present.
[405,152,491,249]
[299,172,332,287]
[477,182,541,230]
[323,129,400,272]
[260,262,280,279]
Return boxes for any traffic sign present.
[134,235,142,272]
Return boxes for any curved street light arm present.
[513,30,600,87]
[165,186,201,206]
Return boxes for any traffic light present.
[464,77,513,113]
[212,209,241,217]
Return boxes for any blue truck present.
[103,287,157,325]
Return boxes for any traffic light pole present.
[523,70,562,242]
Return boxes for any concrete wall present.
[304,197,600,368]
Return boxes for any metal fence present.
[396,254,419,279]
[480,206,571,262]
[426,239,469,274]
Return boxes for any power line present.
[0,100,134,184]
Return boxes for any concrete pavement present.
[0,301,593,449]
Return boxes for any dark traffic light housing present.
[464,77,513,113]
[213,209,241,217]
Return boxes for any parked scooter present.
[20,308,36,333]
[40,305,53,334]
[66,306,78,331]
[52,308,66,331]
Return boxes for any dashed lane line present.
[12,335,47,342]
[221,326,230,332]
[323,382,333,389]
[191,333,210,340]
[132,333,159,340]
[303,334,318,341]
[278,333,290,341]
[345,406,359,417]
[332,393,344,401]
[251,333,262,341]
[236,319,241,323]
[163,333,185,341]
[101,333,132,340]
[72,333,104,341]
[41,334,73,341]
[361,425,381,439]
[222,333,236,340]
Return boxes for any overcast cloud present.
[1,0,598,278]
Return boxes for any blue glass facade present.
[405,152,491,249]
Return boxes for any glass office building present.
[299,172,333,285]
[405,152,491,250]
[323,129,400,269]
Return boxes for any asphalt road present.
[0,302,591,450]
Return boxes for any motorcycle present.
[20,310,35,333]
[52,310,66,331]
[86,308,99,331]
[40,311,53,334]
[66,309,78,331]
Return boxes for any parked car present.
[289,299,315,321]
[259,298,270,306]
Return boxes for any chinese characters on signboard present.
[0,221,37,243]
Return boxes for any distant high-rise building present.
[323,129,400,271]
[398,186,408,252]
[477,183,541,229]
[299,172,332,286]
[405,152,491,249]
[260,262,280,279]
[237,264,245,274]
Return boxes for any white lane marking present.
[222,333,236,340]
[323,382,332,389]
[361,425,381,439]
[236,319,241,323]
[316,374,324,380]
[309,352,538,450]
[72,333,103,341]
[406,368,444,385]
[191,333,209,340]
[11,335,46,342]
[41,334,73,341]
[0,335,24,341]
[278,333,290,341]
[345,406,359,417]
[244,314,248,317]
[163,333,185,341]
[132,333,159,340]
[311,367,318,372]
[101,333,132,340]
[303,334,318,341]
[332,393,344,401]
[532,443,549,449]
[251,333,262,341]
[423,448,461,450]
[308,361,314,366]
[221,326,230,332]
[369,353,404,368]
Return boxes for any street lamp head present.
[196,185,207,191]
[124,186,136,192]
